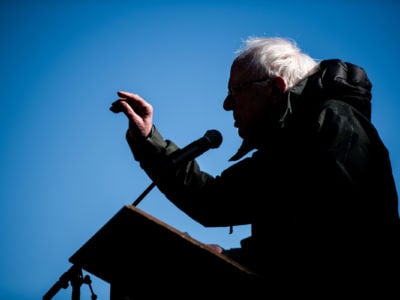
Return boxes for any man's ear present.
[270,76,286,104]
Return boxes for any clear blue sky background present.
[1,1,399,299]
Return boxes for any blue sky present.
[1,1,399,299]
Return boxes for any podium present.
[69,205,263,299]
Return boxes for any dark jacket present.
[127,59,399,293]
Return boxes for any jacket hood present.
[301,59,372,120]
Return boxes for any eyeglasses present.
[228,77,271,98]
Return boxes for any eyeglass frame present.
[227,76,271,98]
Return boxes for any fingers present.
[117,90,146,104]
[109,91,143,113]
[206,244,224,254]
[110,90,154,138]
[117,90,136,98]
[109,102,123,113]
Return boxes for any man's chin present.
[237,128,246,139]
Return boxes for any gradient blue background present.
[1,1,399,299]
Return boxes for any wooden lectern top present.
[69,205,262,297]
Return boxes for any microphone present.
[131,129,222,207]
[168,129,223,166]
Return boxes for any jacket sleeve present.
[125,126,272,227]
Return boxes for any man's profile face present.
[223,58,274,142]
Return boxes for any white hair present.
[235,37,319,89]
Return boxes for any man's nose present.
[223,94,233,111]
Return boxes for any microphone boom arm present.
[132,129,222,207]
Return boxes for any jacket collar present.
[229,78,308,161]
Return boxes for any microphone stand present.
[132,129,222,207]
[132,182,155,206]
[42,264,97,300]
